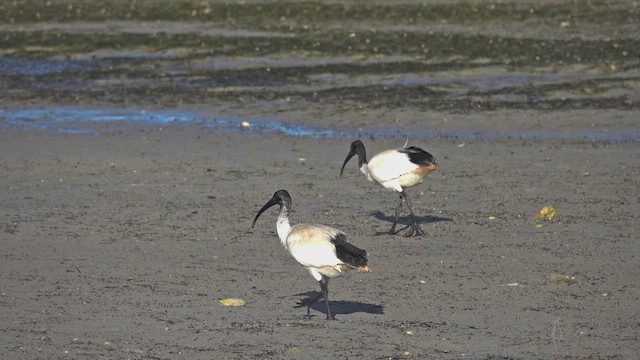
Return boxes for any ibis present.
[340,140,438,236]
[251,190,371,320]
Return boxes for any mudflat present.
[2,128,638,359]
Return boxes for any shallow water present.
[2,106,637,142]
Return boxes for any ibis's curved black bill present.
[340,151,356,177]
[251,197,277,228]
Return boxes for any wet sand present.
[1,127,638,359]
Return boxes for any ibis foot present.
[294,293,323,317]
[404,223,425,237]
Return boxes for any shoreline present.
[2,106,639,144]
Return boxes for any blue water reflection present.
[0,106,637,142]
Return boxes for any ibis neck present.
[276,206,292,246]
[359,163,374,182]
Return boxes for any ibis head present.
[251,190,291,228]
[340,140,367,177]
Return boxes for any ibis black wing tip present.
[401,146,437,167]
[330,233,368,267]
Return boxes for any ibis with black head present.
[340,140,438,236]
[251,190,371,320]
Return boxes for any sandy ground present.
[1,127,638,359]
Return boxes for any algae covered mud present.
[1,0,639,139]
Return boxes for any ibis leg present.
[389,194,403,234]
[401,190,424,237]
[319,277,335,320]
[294,291,323,318]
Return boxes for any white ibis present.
[340,140,438,236]
[251,190,371,320]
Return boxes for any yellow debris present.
[534,206,557,220]
[219,298,246,307]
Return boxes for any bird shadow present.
[370,210,452,227]
[292,291,384,316]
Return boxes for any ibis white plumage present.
[251,190,371,320]
[340,140,438,236]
